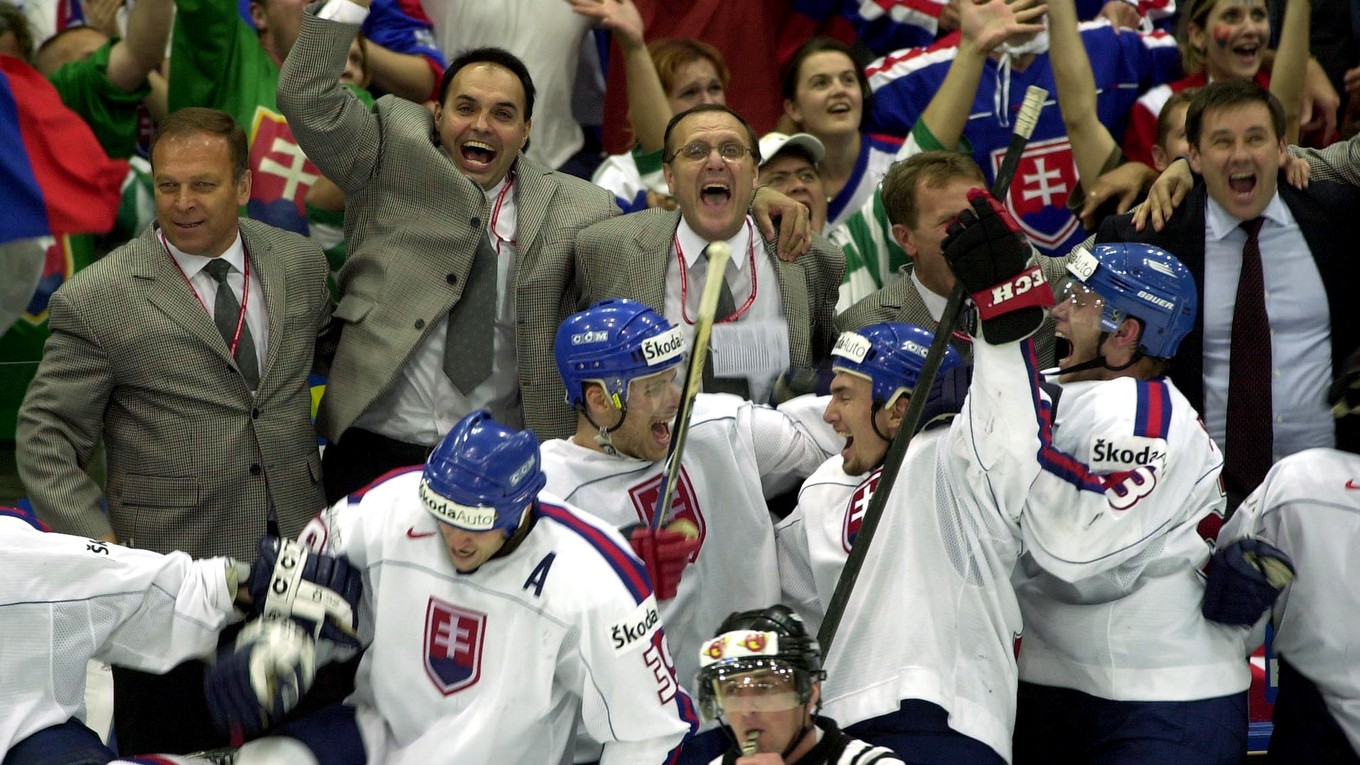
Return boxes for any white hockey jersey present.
[297,473,696,765]
[1013,372,1251,702]
[1218,448,1360,754]
[540,394,836,720]
[776,339,1037,763]
[0,517,239,755]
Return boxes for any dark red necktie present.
[1223,216,1272,500]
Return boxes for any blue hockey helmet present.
[555,299,687,409]
[830,323,962,408]
[1064,243,1197,359]
[421,410,546,537]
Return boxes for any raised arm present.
[1269,0,1310,144]
[104,0,173,93]
[567,0,669,153]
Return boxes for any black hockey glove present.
[1329,347,1360,418]
[942,189,1053,343]
[1202,538,1295,626]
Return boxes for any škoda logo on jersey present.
[424,597,486,695]
[628,467,706,561]
[842,469,882,553]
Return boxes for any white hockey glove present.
[247,535,361,650]
[205,619,316,739]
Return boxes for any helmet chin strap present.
[778,707,818,761]
[582,400,629,456]
[1053,334,1144,377]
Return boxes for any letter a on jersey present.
[425,597,486,695]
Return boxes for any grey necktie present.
[444,232,498,395]
[203,258,259,390]
[700,248,751,399]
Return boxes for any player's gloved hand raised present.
[942,188,1053,343]
[248,535,362,650]
[1202,538,1296,626]
[1329,347,1360,418]
[625,524,700,600]
[205,619,316,740]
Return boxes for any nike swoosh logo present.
[1347,480,1360,490]
[407,528,437,538]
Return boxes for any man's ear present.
[891,223,919,259]
[1276,138,1288,168]
[249,0,268,32]
[1114,316,1144,353]
[1188,145,1203,175]
[883,393,911,436]
[584,383,617,415]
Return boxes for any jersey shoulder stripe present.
[537,501,652,604]
[1134,378,1171,439]
[1025,345,1109,495]
[348,465,423,504]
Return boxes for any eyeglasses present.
[668,141,753,164]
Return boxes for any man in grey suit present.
[838,151,1070,368]
[277,1,620,502]
[17,107,332,754]
[575,104,844,405]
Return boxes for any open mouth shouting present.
[460,139,498,173]
[701,181,733,207]
[1227,170,1257,200]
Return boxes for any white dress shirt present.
[664,216,787,404]
[1201,192,1334,462]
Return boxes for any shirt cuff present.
[318,0,369,24]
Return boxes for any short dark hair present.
[1154,89,1198,150]
[1184,79,1284,149]
[150,108,249,182]
[439,47,536,118]
[780,37,873,122]
[880,151,985,229]
[662,104,761,164]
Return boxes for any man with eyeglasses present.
[695,605,903,764]
[575,104,844,404]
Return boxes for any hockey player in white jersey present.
[211,409,697,765]
[942,203,1251,762]
[541,298,838,763]
[779,293,1054,763]
[1212,447,1360,763]
[0,506,328,765]
[694,605,903,765]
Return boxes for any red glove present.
[627,526,700,600]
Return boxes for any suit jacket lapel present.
[133,226,235,365]
[243,223,285,385]
[635,211,678,310]
[514,158,555,260]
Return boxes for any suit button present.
[470,217,480,227]
[251,408,260,419]
[250,464,262,476]
[446,273,457,285]
[415,318,426,329]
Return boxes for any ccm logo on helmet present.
[640,327,685,365]
[610,596,662,656]
[572,330,609,345]
[420,480,497,530]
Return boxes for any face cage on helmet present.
[695,658,822,721]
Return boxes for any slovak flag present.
[0,54,127,245]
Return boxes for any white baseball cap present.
[757,132,826,169]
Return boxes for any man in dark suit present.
[1098,80,1360,506]
[17,107,332,754]
[574,104,844,405]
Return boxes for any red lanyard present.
[675,219,758,325]
[488,171,516,254]
[162,230,250,359]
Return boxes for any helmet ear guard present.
[421,410,546,537]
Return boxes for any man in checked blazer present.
[575,104,844,405]
[837,151,1071,369]
[16,107,332,754]
[278,2,620,501]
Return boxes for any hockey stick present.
[817,86,1049,654]
[651,241,733,532]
